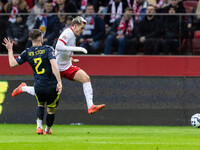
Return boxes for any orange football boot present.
[12,82,27,97]
[37,127,43,135]
[43,129,52,135]
[88,104,105,114]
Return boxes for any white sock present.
[22,86,35,96]
[45,126,51,132]
[83,82,94,109]
[37,119,43,129]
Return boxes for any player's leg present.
[44,107,55,135]
[44,86,59,135]
[36,104,45,134]
[74,70,93,108]
[12,82,35,97]
[60,66,93,109]
[35,88,46,135]
[60,66,105,114]
[22,86,35,96]
[73,70,105,114]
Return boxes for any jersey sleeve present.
[47,46,56,60]
[16,50,27,65]
[58,30,72,45]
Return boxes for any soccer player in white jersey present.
[12,16,105,114]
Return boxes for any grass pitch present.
[0,124,199,150]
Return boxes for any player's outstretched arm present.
[56,40,88,54]
[50,59,62,95]
[2,38,19,68]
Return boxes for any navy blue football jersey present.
[16,45,57,87]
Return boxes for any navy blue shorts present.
[34,85,59,108]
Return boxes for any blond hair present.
[71,16,87,26]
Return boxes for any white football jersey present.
[55,27,76,71]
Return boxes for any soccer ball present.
[191,113,200,128]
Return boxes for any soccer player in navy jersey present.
[3,29,62,135]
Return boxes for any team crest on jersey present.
[62,35,67,39]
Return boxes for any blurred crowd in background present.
[0,0,200,55]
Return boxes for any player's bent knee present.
[83,75,90,83]
[47,107,55,114]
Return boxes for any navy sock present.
[46,114,55,127]
[36,106,44,120]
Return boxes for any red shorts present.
[60,65,81,80]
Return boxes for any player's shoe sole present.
[37,127,43,135]
[43,129,52,135]
[12,82,27,97]
[88,104,106,114]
